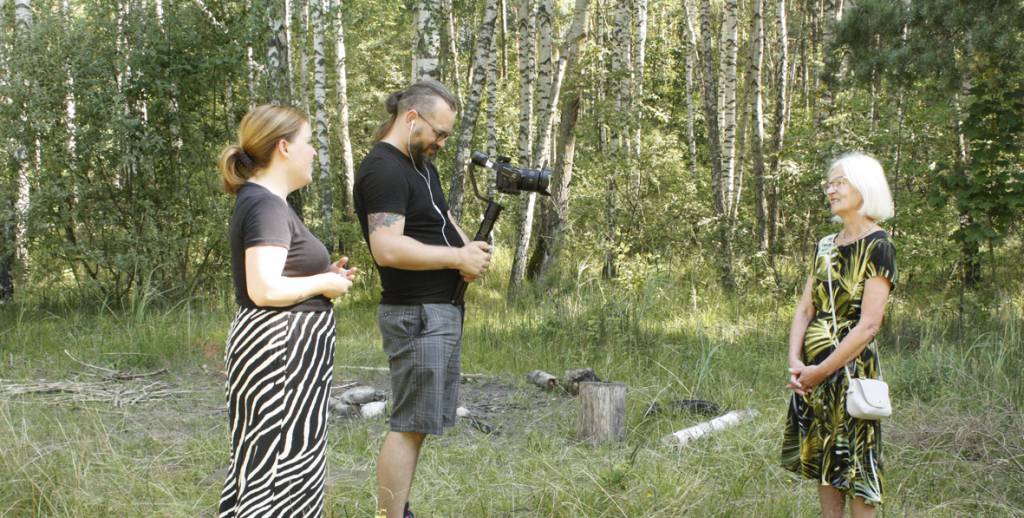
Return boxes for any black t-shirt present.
[354,142,465,305]
[229,182,332,312]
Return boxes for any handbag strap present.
[822,233,884,382]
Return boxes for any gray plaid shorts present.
[378,303,463,435]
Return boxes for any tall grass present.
[1,259,1021,516]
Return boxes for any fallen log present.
[663,409,759,447]
[527,370,558,390]
[339,386,386,405]
[328,398,359,417]
[564,368,601,395]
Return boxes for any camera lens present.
[518,169,551,195]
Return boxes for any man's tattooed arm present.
[367,212,404,234]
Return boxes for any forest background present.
[0,0,1022,516]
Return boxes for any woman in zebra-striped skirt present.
[217,105,357,517]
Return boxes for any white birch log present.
[663,409,759,447]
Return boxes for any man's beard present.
[410,139,437,170]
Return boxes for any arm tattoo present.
[368,212,403,234]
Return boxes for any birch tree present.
[267,0,291,104]
[333,0,354,213]
[13,0,32,273]
[719,0,738,217]
[294,0,310,112]
[604,0,632,278]
[412,0,441,82]
[447,0,499,223]
[767,0,788,250]
[751,0,768,250]
[509,0,549,294]
[507,0,536,296]
[700,0,736,290]
[632,0,647,157]
[441,0,461,99]
[312,0,334,248]
[527,0,590,280]
[682,0,699,177]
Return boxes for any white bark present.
[533,0,554,167]
[14,0,32,266]
[412,0,441,82]
[333,0,354,213]
[507,0,536,297]
[312,0,333,246]
[527,0,589,280]
[295,0,310,112]
[752,0,767,250]
[632,0,647,157]
[719,0,738,216]
[664,410,759,446]
[442,0,461,99]
[447,0,500,222]
[767,0,788,249]
[267,0,291,104]
[681,0,698,177]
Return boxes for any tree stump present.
[577,381,626,443]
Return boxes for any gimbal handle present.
[451,200,503,306]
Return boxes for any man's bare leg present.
[377,431,426,518]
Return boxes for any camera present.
[471,152,551,196]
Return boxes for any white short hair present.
[830,152,894,222]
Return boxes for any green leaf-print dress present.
[781,230,897,506]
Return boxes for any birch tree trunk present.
[604,0,632,279]
[267,1,301,214]
[526,0,589,280]
[312,0,334,249]
[682,0,699,177]
[507,0,536,298]
[700,0,736,290]
[632,0,647,158]
[767,0,788,250]
[246,0,257,107]
[333,0,354,214]
[267,0,291,104]
[294,0,310,113]
[509,0,550,294]
[447,0,499,223]
[412,0,441,82]
[442,0,461,99]
[13,0,32,273]
[751,0,768,250]
[719,0,738,217]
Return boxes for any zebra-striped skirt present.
[219,307,336,518]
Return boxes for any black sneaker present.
[403,502,415,518]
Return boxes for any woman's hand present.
[320,272,352,299]
[789,363,830,394]
[786,359,808,396]
[329,256,358,282]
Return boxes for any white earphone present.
[406,123,451,247]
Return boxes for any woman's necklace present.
[836,225,878,246]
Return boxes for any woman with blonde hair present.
[217,105,357,517]
[781,152,897,517]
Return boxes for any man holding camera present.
[354,79,491,518]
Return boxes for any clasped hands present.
[786,360,830,397]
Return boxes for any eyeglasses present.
[821,176,849,195]
[415,112,450,143]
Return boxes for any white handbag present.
[824,234,892,420]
